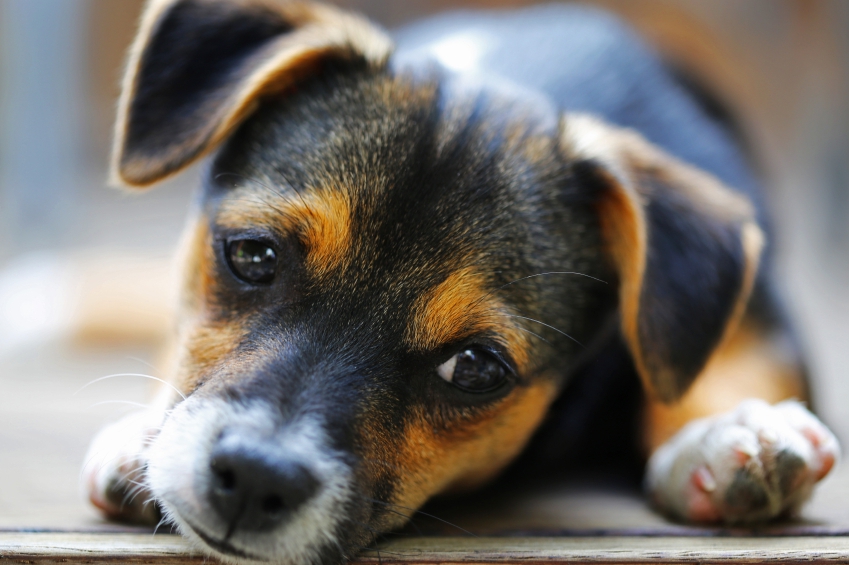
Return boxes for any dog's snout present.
[208,434,320,532]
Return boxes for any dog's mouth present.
[146,400,362,565]
[183,518,268,561]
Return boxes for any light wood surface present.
[4,534,849,564]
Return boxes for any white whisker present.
[74,373,187,401]
[499,271,607,291]
[512,325,550,345]
[90,400,153,410]
[505,314,583,346]
[126,356,159,373]
[153,516,169,536]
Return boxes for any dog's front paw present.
[646,399,839,523]
[83,410,163,524]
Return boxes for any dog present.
[83,1,840,563]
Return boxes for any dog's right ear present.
[112,0,392,187]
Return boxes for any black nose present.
[208,432,320,532]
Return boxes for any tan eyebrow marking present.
[217,185,351,278]
[405,267,531,370]
[298,188,352,278]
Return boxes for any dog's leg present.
[644,322,840,523]
[82,393,170,524]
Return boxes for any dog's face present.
[112,1,764,563]
[150,69,610,563]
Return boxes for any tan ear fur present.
[111,0,393,188]
[561,114,764,403]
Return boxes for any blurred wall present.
[0,0,87,250]
[0,0,847,429]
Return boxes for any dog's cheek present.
[390,380,558,512]
[170,218,248,393]
[177,322,249,390]
[176,218,217,318]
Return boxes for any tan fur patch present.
[161,184,354,395]
[717,222,764,352]
[175,322,247,393]
[644,320,807,452]
[594,170,647,382]
[561,113,765,402]
[403,381,556,506]
[405,268,531,370]
[217,185,352,278]
[371,380,558,530]
[176,217,216,316]
[297,188,352,278]
[168,218,246,393]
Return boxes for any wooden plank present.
[0,533,199,564]
[4,534,849,564]
[410,472,849,537]
[360,536,849,563]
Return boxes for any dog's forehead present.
[194,69,575,370]
[210,69,562,283]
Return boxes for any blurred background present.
[0,0,847,529]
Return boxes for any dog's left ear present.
[561,114,764,403]
[112,0,392,187]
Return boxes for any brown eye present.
[227,239,277,284]
[437,349,508,393]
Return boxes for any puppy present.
[84,1,840,563]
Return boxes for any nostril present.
[211,462,237,494]
[208,434,323,532]
[261,494,285,516]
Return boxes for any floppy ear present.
[112,0,392,187]
[561,114,764,403]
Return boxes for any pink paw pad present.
[688,467,721,522]
[801,427,837,480]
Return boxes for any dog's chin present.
[146,399,362,565]
[162,505,270,563]
[153,495,364,565]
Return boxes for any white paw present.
[646,399,840,523]
[82,410,163,524]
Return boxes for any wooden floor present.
[1,344,848,563]
[5,534,849,564]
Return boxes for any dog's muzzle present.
[146,398,354,564]
[207,430,321,533]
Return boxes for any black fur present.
[206,64,612,502]
[395,5,765,206]
[638,178,750,399]
[111,2,802,562]
[123,0,294,181]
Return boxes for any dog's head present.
[113,1,763,562]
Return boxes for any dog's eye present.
[437,349,508,393]
[226,239,278,284]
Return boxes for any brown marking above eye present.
[216,185,352,279]
[297,188,352,278]
[405,267,531,371]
